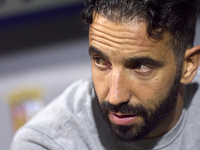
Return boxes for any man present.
[11,0,200,149]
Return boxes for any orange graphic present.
[7,88,44,132]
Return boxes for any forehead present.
[90,14,149,45]
[89,13,171,52]
[89,13,174,64]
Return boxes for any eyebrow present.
[88,46,109,60]
[126,57,164,68]
[89,46,164,68]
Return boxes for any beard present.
[97,68,182,142]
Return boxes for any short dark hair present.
[82,0,198,64]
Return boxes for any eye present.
[133,63,152,75]
[136,64,151,71]
[92,56,111,70]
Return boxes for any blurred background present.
[0,1,199,149]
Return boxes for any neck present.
[146,84,185,138]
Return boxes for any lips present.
[109,112,137,126]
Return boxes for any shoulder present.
[27,78,93,130]
[180,69,200,148]
[11,78,95,149]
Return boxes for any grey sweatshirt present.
[11,72,200,150]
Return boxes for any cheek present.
[92,65,109,102]
[131,74,175,108]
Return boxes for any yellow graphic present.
[7,87,44,132]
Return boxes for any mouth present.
[108,112,138,126]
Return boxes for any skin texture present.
[89,13,185,140]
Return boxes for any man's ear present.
[181,45,200,84]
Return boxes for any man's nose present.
[108,69,131,106]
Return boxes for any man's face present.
[89,14,180,141]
